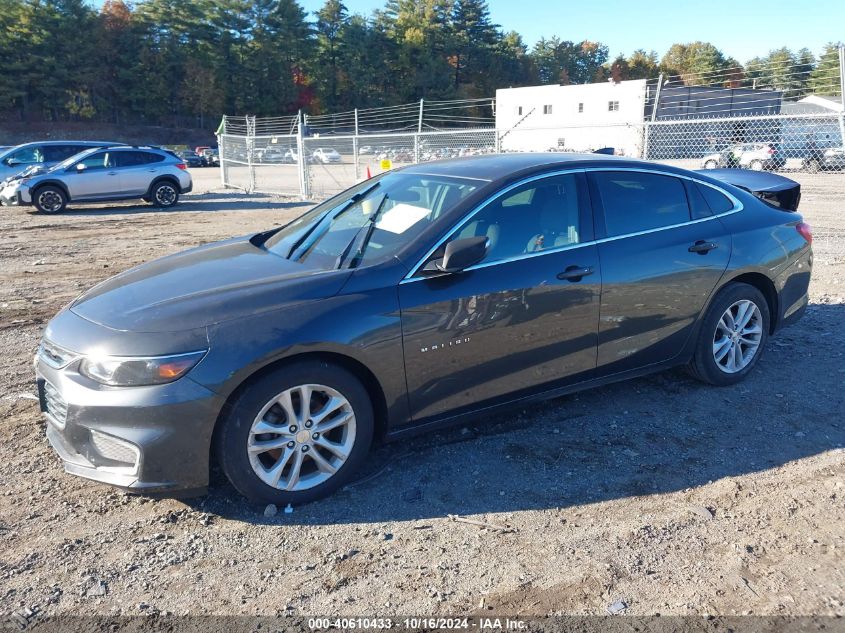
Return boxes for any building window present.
[517,106,523,116]
[578,103,584,113]
[608,101,619,112]
[543,104,553,115]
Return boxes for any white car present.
[311,148,342,164]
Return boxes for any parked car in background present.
[0,146,192,213]
[803,147,845,173]
[358,145,374,155]
[311,147,342,164]
[33,153,811,503]
[261,147,287,164]
[194,146,211,157]
[0,141,119,182]
[701,143,785,171]
[201,148,219,167]
[178,150,203,168]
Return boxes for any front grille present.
[38,339,77,369]
[42,381,68,428]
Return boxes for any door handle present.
[688,240,718,254]
[557,265,594,282]
[147,169,158,173]
[107,171,118,176]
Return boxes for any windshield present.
[264,172,479,270]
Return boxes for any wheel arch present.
[147,175,182,197]
[31,179,70,201]
[715,271,779,334]
[209,350,390,470]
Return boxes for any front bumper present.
[36,350,223,495]
[0,185,28,206]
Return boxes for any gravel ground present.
[0,168,843,621]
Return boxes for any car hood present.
[70,235,352,332]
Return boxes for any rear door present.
[588,169,732,373]
[114,150,164,195]
[399,171,602,421]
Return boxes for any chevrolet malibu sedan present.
[35,154,813,504]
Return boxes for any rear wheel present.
[749,159,764,171]
[33,186,67,214]
[806,158,820,174]
[216,360,374,504]
[688,283,770,386]
[150,181,179,207]
[704,159,717,169]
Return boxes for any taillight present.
[176,163,187,170]
[796,222,812,244]
[768,147,776,154]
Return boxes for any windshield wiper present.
[335,193,390,269]
[286,181,381,260]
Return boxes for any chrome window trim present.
[400,166,743,284]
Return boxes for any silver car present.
[0,146,192,214]
[0,141,118,182]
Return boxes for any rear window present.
[696,183,734,214]
[593,171,691,237]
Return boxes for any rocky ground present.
[0,169,843,624]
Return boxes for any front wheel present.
[805,159,820,174]
[150,181,180,207]
[749,159,764,171]
[216,360,374,504]
[688,282,770,386]
[704,159,717,169]
[33,186,67,214]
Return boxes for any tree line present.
[0,0,841,129]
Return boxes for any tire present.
[687,282,770,386]
[704,160,717,169]
[216,360,374,504]
[749,160,764,171]
[32,185,67,214]
[149,181,180,207]
[806,159,820,174]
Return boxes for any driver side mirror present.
[6,158,19,167]
[75,163,86,172]
[423,236,489,275]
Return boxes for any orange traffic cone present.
[366,166,372,179]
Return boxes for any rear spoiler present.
[696,168,801,211]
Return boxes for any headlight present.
[78,350,206,386]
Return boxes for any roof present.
[401,152,639,181]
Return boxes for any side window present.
[696,183,734,214]
[593,171,690,237]
[43,145,83,162]
[453,174,581,265]
[5,146,42,166]
[75,152,112,171]
[115,151,156,167]
[684,180,712,220]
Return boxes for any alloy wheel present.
[712,299,763,373]
[247,384,356,491]
[155,185,177,205]
[38,190,63,213]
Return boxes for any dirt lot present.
[1,168,843,621]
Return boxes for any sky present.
[297,0,845,63]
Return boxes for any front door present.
[65,151,120,200]
[399,172,601,422]
[588,169,732,373]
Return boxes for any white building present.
[495,79,649,156]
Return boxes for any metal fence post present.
[246,115,256,193]
[838,46,845,148]
[642,73,664,160]
[353,108,360,180]
[217,115,226,187]
[414,99,424,164]
[296,110,309,199]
